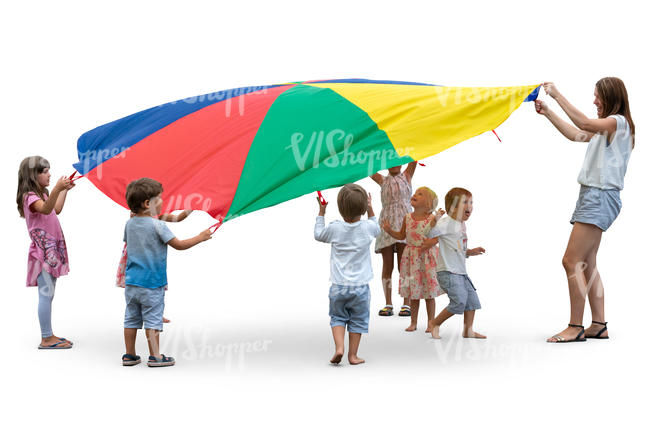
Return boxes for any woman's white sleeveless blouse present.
[577,114,632,190]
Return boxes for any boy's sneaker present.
[147,354,175,367]
[122,354,141,366]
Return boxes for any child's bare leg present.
[462,310,486,338]
[380,247,395,306]
[124,328,137,355]
[348,333,365,365]
[424,299,436,332]
[395,244,410,309]
[406,299,419,331]
[330,326,345,364]
[145,329,161,357]
[430,308,454,339]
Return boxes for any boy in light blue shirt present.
[122,178,212,367]
[314,184,380,365]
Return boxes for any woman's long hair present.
[17,156,50,218]
[596,77,635,148]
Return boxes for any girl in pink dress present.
[17,156,75,349]
[383,187,444,332]
[371,162,416,317]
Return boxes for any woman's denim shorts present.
[570,185,621,231]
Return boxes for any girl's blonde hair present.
[16,156,50,218]
[417,186,438,213]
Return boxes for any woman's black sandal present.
[549,324,587,343]
[586,321,609,339]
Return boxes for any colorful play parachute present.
[74,79,539,223]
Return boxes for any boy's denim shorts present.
[329,284,370,333]
[570,185,621,231]
[436,271,481,315]
[124,285,165,330]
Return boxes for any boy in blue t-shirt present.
[122,178,211,367]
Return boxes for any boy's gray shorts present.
[437,271,481,315]
[124,285,165,330]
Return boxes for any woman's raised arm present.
[543,82,617,135]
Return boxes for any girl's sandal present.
[398,306,411,317]
[378,306,394,316]
[548,324,587,343]
[38,340,72,349]
[586,321,609,339]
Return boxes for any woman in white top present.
[535,78,635,343]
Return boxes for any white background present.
[2,1,648,424]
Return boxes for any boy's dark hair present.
[445,187,472,212]
[126,178,163,213]
[337,184,367,221]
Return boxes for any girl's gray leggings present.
[37,270,57,338]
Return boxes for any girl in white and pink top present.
[17,156,75,349]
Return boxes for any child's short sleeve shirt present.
[428,216,467,275]
[124,217,175,289]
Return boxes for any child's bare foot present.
[163,317,171,323]
[430,325,441,339]
[405,323,417,332]
[425,321,434,333]
[330,350,344,364]
[463,330,486,339]
[348,355,365,365]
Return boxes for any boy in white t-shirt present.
[314,184,380,365]
[426,187,486,339]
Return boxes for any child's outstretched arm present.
[30,177,74,215]
[159,210,193,223]
[382,217,406,240]
[403,161,417,183]
[167,229,212,250]
[429,208,445,226]
[366,194,381,237]
[370,172,384,186]
[466,247,486,257]
[422,221,444,250]
[367,193,375,218]
[54,187,72,215]
[314,197,334,242]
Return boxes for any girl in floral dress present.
[371,162,416,317]
[383,187,444,332]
